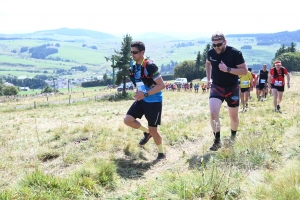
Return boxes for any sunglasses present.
[130,51,140,55]
[212,41,225,47]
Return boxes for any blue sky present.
[0,0,299,37]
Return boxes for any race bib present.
[136,81,146,92]
[242,81,249,86]
[260,79,266,83]
[274,81,282,86]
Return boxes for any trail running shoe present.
[277,104,280,111]
[209,140,222,151]
[139,132,152,145]
[155,153,166,162]
[229,136,236,147]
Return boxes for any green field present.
[0,37,299,80]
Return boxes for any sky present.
[0,0,299,37]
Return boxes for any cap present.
[212,31,225,41]
[274,60,281,65]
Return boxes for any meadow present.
[0,75,299,199]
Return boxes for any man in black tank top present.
[256,64,269,101]
[205,31,248,151]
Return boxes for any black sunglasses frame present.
[130,51,140,55]
[212,41,225,48]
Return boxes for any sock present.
[231,130,237,138]
[214,132,220,141]
[157,143,164,153]
[138,125,148,133]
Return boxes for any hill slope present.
[2,27,117,40]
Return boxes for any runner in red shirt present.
[268,60,290,112]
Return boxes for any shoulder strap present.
[142,59,148,67]
[273,67,279,78]
[142,59,151,78]
[129,61,137,86]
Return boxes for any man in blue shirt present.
[124,41,166,162]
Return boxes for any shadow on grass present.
[188,151,215,169]
[114,158,153,179]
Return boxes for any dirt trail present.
[111,135,215,197]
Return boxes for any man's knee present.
[210,110,219,120]
[230,115,239,122]
[124,115,134,125]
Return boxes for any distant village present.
[4,76,96,91]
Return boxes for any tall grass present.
[0,76,299,199]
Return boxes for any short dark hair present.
[211,31,225,41]
[248,67,252,72]
[131,41,145,51]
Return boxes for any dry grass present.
[0,76,300,199]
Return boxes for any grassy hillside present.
[0,75,299,199]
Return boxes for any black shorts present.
[126,100,162,127]
[271,84,284,92]
[258,83,267,90]
[240,88,249,93]
[209,83,240,107]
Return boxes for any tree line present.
[160,60,179,74]
[173,44,211,81]
[81,73,113,87]
[0,78,18,96]
[20,43,60,59]
[1,76,48,89]
[273,42,300,71]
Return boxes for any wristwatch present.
[144,92,149,97]
[227,67,231,73]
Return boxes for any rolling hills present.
[0,28,299,80]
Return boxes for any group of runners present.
[122,32,291,162]
[164,82,209,93]
[239,62,290,113]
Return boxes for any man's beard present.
[215,46,226,54]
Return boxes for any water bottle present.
[136,81,146,92]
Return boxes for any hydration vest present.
[129,59,154,87]
[273,67,285,79]
[259,70,268,80]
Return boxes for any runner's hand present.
[134,91,145,101]
[207,80,212,88]
[218,61,227,72]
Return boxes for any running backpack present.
[129,59,153,87]
[273,67,285,79]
